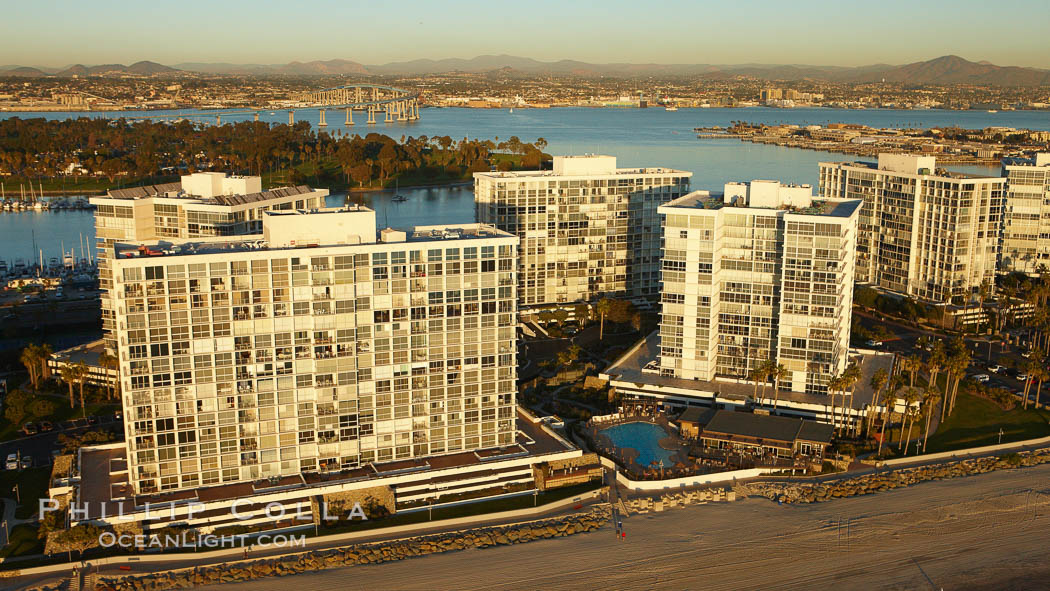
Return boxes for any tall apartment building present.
[1000,153,1050,274]
[91,173,329,352]
[818,154,1004,304]
[656,181,862,394]
[474,155,692,306]
[107,207,520,494]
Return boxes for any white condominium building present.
[474,155,692,305]
[108,206,519,495]
[657,181,862,394]
[818,154,1004,304]
[91,173,329,352]
[1000,153,1050,274]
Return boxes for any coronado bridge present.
[133,84,421,126]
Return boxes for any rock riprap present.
[94,506,610,591]
[745,448,1050,504]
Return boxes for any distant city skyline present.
[3,0,1049,69]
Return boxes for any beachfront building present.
[106,206,523,495]
[656,181,861,394]
[91,173,329,353]
[57,206,597,538]
[818,154,1005,304]
[474,155,692,306]
[1000,153,1050,274]
[601,182,889,427]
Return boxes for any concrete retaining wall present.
[616,467,775,491]
[878,435,1050,467]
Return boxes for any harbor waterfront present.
[0,107,1029,263]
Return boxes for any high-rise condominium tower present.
[818,154,1004,304]
[474,155,692,305]
[657,181,862,394]
[1000,153,1050,274]
[108,206,518,494]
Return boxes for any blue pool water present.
[599,422,676,467]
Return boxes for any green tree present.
[54,523,104,558]
[595,299,612,340]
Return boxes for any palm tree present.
[97,351,118,400]
[921,387,941,452]
[841,363,862,435]
[72,362,90,416]
[927,340,947,391]
[827,374,845,433]
[595,298,612,340]
[1032,364,1048,410]
[771,363,789,414]
[20,345,40,391]
[867,368,889,437]
[38,343,53,382]
[748,363,768,407]
[900,387,921,455]
[59,364,78,409]
[876,376,899,457]
[902,355,922,388]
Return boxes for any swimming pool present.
[599,421,676,467]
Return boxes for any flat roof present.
[702,410,834,445]
[474,167,692,179]
[104,183,320,205]
[604,332,895,411]
[112,223,514,260]
[662,193,862,218]
[822,160,1005,181]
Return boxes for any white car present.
[1017,373,1030,382]
[5,453,17,471]
[866,339,883,347]
[972,374,990,383]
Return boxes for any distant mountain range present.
[3,55,1049,85]
[1,60,177,77]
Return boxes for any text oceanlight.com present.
[98,532,306,549]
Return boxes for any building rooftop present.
[603,332,895,412]
[702,410,834,445]
[105,183,318,205]
[663,190,862,218]
[823,159,1005,181]
[112,221,513,260]
[475,155,690,180]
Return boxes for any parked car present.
[866,339,883,347]
[1017,373,1031,382]
[39,420,54,432]
[21,422,38,436]
[972,374,990,383]
[5,454,17,470]
[19,456,31,470]
[988,365,1005,374]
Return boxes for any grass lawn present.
[0,467,51,520]
[0,524,44,558]
[923,393,1050,454]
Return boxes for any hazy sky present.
[3,0,1049,68]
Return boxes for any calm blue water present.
[599,421,676,467]
[1,106,1045,261]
